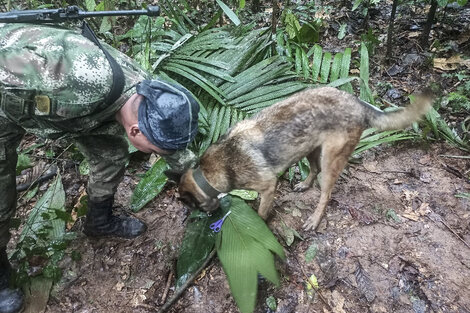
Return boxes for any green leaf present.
[16,153,32,175]
[437,0,448,6]
[329,53,343,82]
[340,48,353,93]
[216,0,241,25]
[176,210,222,289]
[294,46,302,75]
[20,174,66,243]
[355,130,416,155]
[327,76,359,88]
[162,64,227,104]
[338,23,347,40]
[359,42,372,102]
[79,159,90,176]
[266,296,277,311]
[455,192,470,199]
[352,0,363,11]
[320,52,332,83]
[99,16,112,34]
[24,185,38,201]
[170,59,235,82]
[311,44,323,81]
[85,0,96,11]
[301,49,310,79]
[280,221,304,246]
[386,209,401,222]
[130,158,169,212]
[298,23,319,44]
[229,190,259,200]
[217,196,285,313]
[284,11,301,39]
[305,243,318,263]
[306,273,319,297]
[299,158,310,181]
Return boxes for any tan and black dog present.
[177,87,431,231]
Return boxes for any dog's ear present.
[164,169,183,184]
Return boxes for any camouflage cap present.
[137,80,199,150]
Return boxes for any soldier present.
[0,23,199,313]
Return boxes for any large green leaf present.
[216,0,241,26]
[424,107,469,151]
[339,48,353,93]
[130,158,169,212]
[176,210,223,289]
[354,129,417,155]
[217,196,285,313]
[311,44,323,81]
[20,174,66,243]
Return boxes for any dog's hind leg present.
[303,131,361,231]
[257,178,278,220]
[294,146,321,192]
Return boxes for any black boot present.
[0,249,23,313]
[83,197,147,239]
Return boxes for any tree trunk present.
[420,0,438,48]
[385,0,399,61]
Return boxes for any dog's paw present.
[293,182,311,192]
[303,217,320,231]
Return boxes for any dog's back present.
[190,86,431,230]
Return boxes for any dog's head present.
[178,169,220,213]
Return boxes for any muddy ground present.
[36,142,469,313]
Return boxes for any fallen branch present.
[440,162,470,184]
[157,249,216,313]
[439,154,470,160]
[427,210,470,250]
[160,269,174,305]
[290,252,333,311]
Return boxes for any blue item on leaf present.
[210,210,232,232]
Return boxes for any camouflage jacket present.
[0,23,150,139]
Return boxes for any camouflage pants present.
[0,114,129,248]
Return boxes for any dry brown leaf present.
[67,188,87,230]
[417,202,431,216]
[401,213,420,221]
[433,55,470,71]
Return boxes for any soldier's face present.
[128,132,170,155]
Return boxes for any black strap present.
[81,21,125,105]
[192,167,220,198]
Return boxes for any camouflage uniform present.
[0,23,194,248]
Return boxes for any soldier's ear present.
[128,124,141,137]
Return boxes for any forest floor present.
[7,0,470,312]
[44,142,470,313]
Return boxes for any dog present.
[177,87,432,231]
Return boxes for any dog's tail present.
[363,90,433,131]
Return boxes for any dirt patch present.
[40,142,470,313]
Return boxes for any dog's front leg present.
[257,180,277,220]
